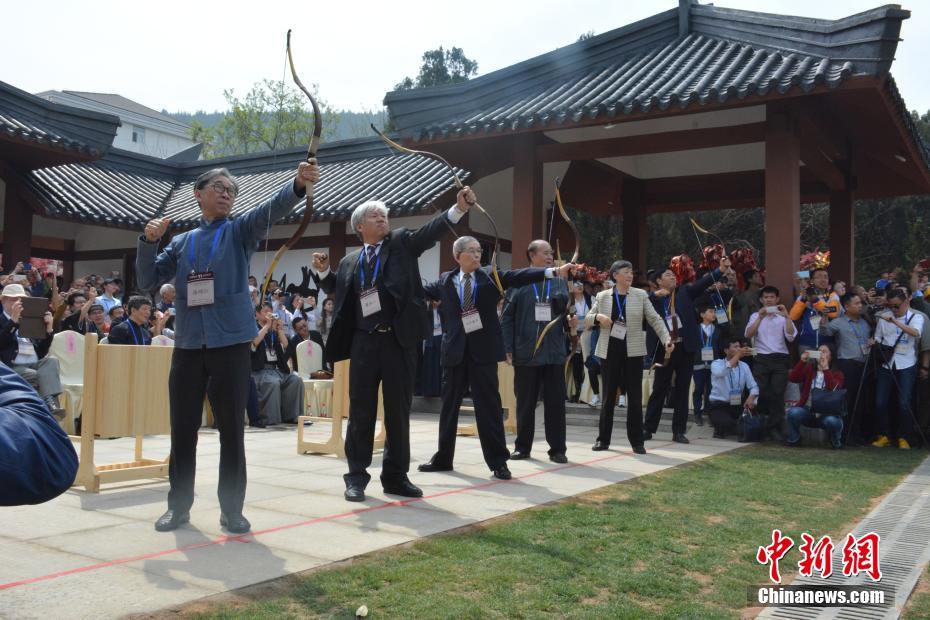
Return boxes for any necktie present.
[462,273,474,311]
[365,244,377,288]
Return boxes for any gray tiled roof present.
[385,4,910,142]
[0,81,119,158]
[23,136,469,229]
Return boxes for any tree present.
[191,79,339,158]
[394,46,478,91]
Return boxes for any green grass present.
[183,445,925,620]
[903,566,930,619]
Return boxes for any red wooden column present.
[513,133,542,267]
[622,179,647,270]
[764,108,801,300]
[328,221,346,265]
[829,189,855,286]
[1,174,33,269]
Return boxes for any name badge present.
[729,391,742,406]
[535,303,552,322]
[715,308,729,325]
[665,315,680,332]
[265,346,278,362]
[187,271,215,307]
[17,338,35,357]
[610,321,627,340]
[701,346,714,362]
[809,315,822,330]
[462,309,483,333]
[360,287,382,317]
[895,342,912,355]
[861,344,871,356]
[433,324,442,337]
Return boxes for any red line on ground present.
[0,440,679,591]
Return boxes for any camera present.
[272,312,280,320]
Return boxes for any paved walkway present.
[0,414,743,619]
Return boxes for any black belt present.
[358,325,393,335]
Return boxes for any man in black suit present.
[311,188,473,502]
[644,258,734,444]
[419,236,575,480]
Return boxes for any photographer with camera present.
[872,289,923,449]
[745,286,796,441]
[251,302,303,426]
[706,337,759,439]
[790,268,840,354]
[785,345,845,448]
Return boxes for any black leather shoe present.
[250,420,267,428]
[382,479,423,498]
[418,461,453,473]
[592,441,609,451]
[510,450,531,460]
[694,415,704,427]
[642,431,653,441]
[673,433,690,444]
[220,512,251,534]
[344,485,366,502]
[549,453,568,464]
[492,465,512,480]
[154,509,189,532]
[712,431,724,439]
[632,445,646,455]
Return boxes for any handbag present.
[876,314,913,364]
[737,408,764,443]
[310,370,333,379]
[810,385,847,417]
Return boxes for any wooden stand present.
[72,334,172,492]
[297,359,385,457]
[457,362,517,436]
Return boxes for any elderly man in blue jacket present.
[137,159,320,534]
[0,362,78,505]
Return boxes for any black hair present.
[759,285,780,298]
[292,316,307,328]
[126,296,152,313]
[66,291,86,307]
[840,292,860,307]
[886,289,907,303]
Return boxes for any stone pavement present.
[0,412,743,619]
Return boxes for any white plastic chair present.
[49,330,84,435]
[151,335,174,346]
[295,339,332,417]
[99,336,109,344]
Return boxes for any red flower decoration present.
[728,247,761,289]
[670,254,695,285]
[799,248,831,271]
[699,244,725,271]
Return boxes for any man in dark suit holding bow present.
[418,236,575,480]
[312,188,473,502]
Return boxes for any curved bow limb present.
[370,124,506,296]
[259,29,323,303]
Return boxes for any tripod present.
[850,346,929,449]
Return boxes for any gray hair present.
[453,235,479,258]
[609,260,633,278]
[350,200,389,237]
[159,283,175,296]
[194,168,239,195]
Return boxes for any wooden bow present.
[532,178,579,356]
[370,124,505,296]
[259,29,323,303]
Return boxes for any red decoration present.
[728,247,762,289]
[799,248,831,271]
[669,254,695,285]
[571,264,609,285]
[699,244,725,271]
[918,258,930,270]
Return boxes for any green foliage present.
[188,80,340,158]
[394,46,478,91]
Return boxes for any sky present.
[4,0,929,115]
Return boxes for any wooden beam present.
[800,143,846,192]
[535,122,766,163]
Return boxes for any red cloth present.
[788,361,844,407]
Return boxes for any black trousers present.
[834,358,872,442]
[751,353,789,434]
[345,330,416,487]
[432,351,509,471]
[570,353,584,398]
[167,343,251,515]
[597,348,645,448]
[644,344,692,435]
[513,364,567,456]
[707,401,741,436]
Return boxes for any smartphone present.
[796,270,810,279]
[169,307,176,316]
[22,263,31,272]
[807,350,821,360]
[765,306,779,314]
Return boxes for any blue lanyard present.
[701,324,714,347]
[458,273,478,307]
[713,291,725,309]
[128,321,147,346]
[613,290,627,321]
[265,331,276,349]
[728,364,741,392]
[189,221,226,272]
[358,247,382,289]
[532,280,551,303]
[848,318,867,344]
[663,297,672,318]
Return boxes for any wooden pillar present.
[329,221,346,265]
[764,108,801,300]
[622,179,647,270]
[513,134,542,267]
[2,175,33,269]
[829,190,854,286]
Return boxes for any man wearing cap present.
[98,278,122,315]
[137,159,320,534]
[0,283,66,418]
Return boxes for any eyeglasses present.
[462,248,483,256]
[207,181,237,197]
